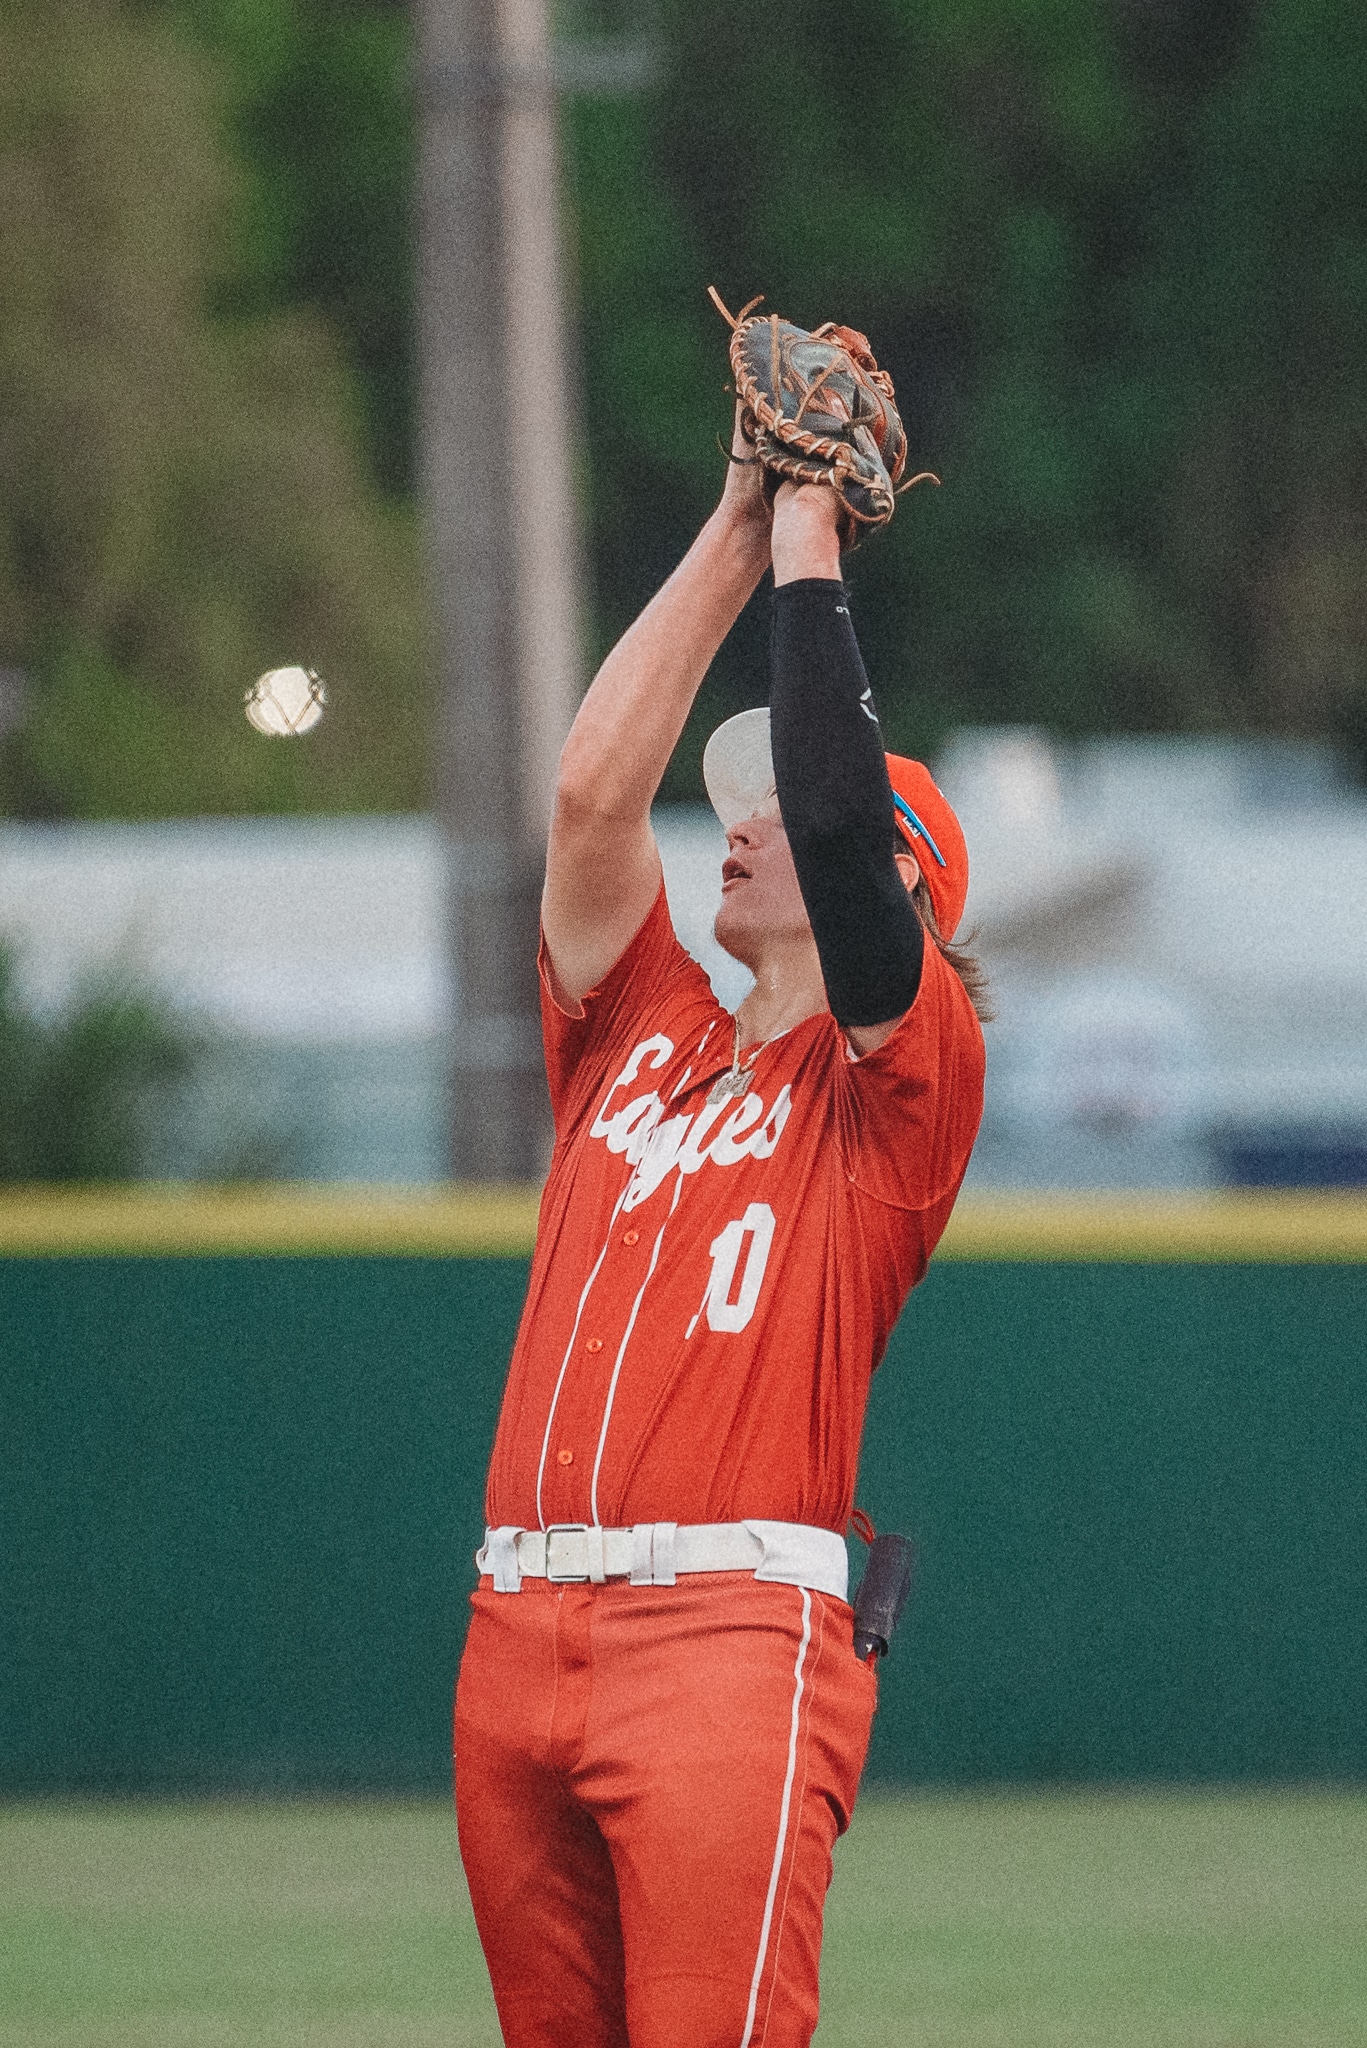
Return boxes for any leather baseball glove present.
[708,287,938,545]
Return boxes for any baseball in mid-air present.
[245,665,326,736]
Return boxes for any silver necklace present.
[707,1014,758,1106]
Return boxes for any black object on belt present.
[852,1533,915,1662]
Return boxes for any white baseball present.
[245,665,326,736]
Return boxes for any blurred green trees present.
[0,0,428,818]
[160,0,415,495]
[2,0,1365,817]
[0,944,195,1179]
[570,0,1367,772]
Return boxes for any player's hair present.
[913,879,993,1023]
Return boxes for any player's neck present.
[734,934,827,1048]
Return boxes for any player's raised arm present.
[767,483,925,1056]
[705,296,950,1056]
[542,415,771,1004]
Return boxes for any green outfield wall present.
[3,1191,1365,1793]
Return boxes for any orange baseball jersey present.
[484,886,985,1537]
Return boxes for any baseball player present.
[454,305,987,2048]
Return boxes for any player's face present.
[713,802,813,965]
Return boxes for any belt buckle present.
[543,1523,590,1583]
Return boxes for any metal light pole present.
[417,0,581,1181]
[417,1,656,1181]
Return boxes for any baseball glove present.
[708,287,938,545]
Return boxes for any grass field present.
[3,1791,1366,2046]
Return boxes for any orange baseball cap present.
[702,708,970,940]
[884,752,969,939]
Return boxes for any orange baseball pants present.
[454,1571,876,2048]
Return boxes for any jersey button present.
[585,1337,603,1353]
[557,1448,574,1466]
[622,1230,639,1247]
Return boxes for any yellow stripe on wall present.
[936,1191,1367,1262]
[0,1185,1365,1260]
[0,1185,544,1258]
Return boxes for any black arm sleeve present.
[770,577,924,1028]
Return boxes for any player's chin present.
[712,900,758,968]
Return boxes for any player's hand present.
[770,477,843,582]
[718,400,772,533]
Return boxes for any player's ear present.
[893,850,921,896]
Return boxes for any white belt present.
[476,1519,848,1599]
